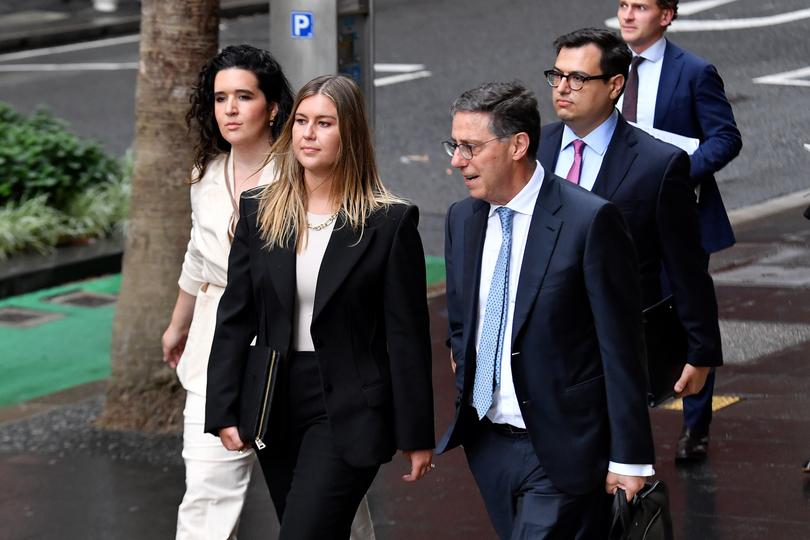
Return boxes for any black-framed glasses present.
[544,69,613,91]
[441,136,506,160]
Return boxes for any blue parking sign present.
[291,11,314,39]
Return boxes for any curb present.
[727,187,810,227]
[0,0,269,54]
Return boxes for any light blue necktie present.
[472,207,514,420]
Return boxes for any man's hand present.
[674,364,711,398]
[218,426,246,452]
[401,449,434,482]
[450,349,456,374]
[605,471,646,501]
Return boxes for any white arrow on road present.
[753,66,810,88]
[606,0,810,32]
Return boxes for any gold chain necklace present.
[307,210,339,231]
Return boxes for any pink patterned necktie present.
[566,139,585,184]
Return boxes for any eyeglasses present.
[441,136,506,160]
[544,69,613,91]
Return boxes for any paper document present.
[629,122,700,155]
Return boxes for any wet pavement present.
[2,204,809,539]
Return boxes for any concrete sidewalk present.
[0,0,269,54]
[1,204,809,539]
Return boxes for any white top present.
[294,213,337,352]
[476,160,653,477]
[178,152,275,295]
[174,151,275,396]
[616,36,667,128]
[553,110,619,191]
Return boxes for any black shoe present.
[675,426,709,462]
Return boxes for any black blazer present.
[437,171,655,495]
[539,117,722,368]
[205,193,435,468]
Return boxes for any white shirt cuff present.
[608,461,655,477]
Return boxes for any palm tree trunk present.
[98,0,219,432]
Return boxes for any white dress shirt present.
[476,161,544,428]
[476,160,654,477]
[616,36,667,128]
[553,110,619,191]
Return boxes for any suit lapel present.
[312,214,375,322]
[592,117,638,200]
[462,200,490,358]
[265,238,296,322]
[511,171,562,344]
[654,39,684,128]
[538,122,564,173]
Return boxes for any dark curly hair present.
[186,44,294,182]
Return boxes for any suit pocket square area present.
[643,296,687,407]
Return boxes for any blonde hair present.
[256,75,402,251]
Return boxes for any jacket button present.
[324,384,333,393]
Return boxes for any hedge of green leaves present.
[0,102,122,208]
[0,102,130,259]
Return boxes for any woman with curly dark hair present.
[161,46,376,540]
[160,44,292,540]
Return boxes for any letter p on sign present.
[291,11,314,38]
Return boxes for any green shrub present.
[0,196,64,259]
[0,102,122,208]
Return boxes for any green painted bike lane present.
[0,257,445,407]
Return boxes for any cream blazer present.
[176,152,275,395]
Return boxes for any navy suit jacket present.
[653,39,742,253]
[540,117,722,368]
[437,170,655,495]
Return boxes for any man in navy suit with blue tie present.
[437,81,655,539]
[617,0,742,461]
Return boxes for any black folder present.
[642,295,687,407]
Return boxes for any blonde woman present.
[162,49,374,539]
[205,75,435,539]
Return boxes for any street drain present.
[658,394,743,412]
[0,307,63,328]
[45,291,117,308]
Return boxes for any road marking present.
[0,34,139,62]
[805,143,810,153]
[0,62,138,72]
[374,70,432,87]
[753,66,810,88]
[676,0,739,16]
[606,0,810,32]
[374,63,426,73]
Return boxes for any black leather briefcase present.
[610,480,674,540]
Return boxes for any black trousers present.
[256,352,378,540]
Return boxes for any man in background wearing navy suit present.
[538,27,723,465]
[617,0,741,461]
